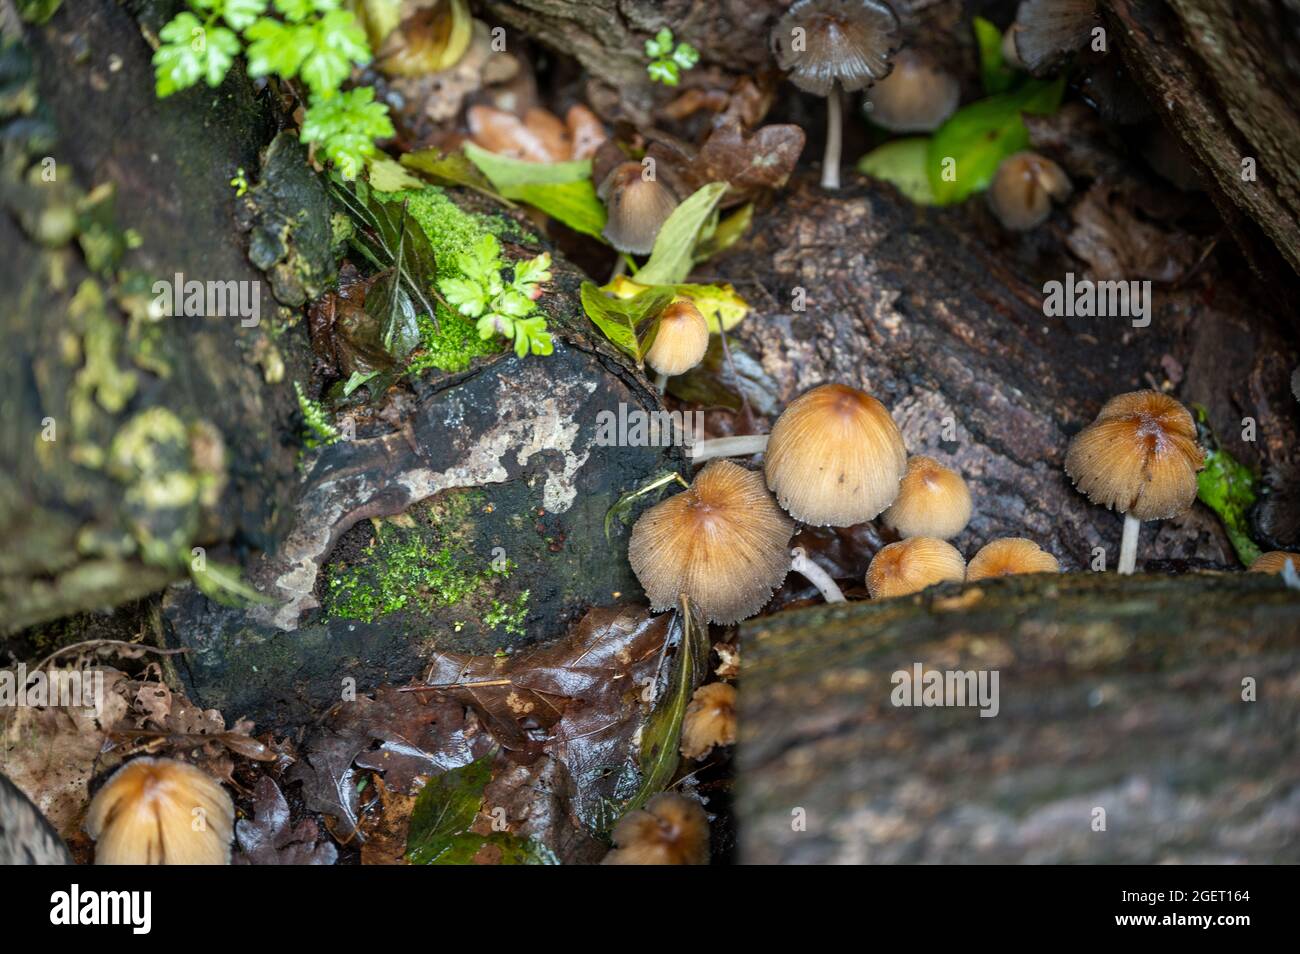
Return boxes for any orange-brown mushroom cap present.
[764,383,908,526]
[987,151,1072,230]
[84,757,234,865]
[628,460,795,624]
[680,682,737,760]
[602,792,710,865]
[645,298,710,377]
[863,50,960,133]
[881,455,972,540]
[1249,551,1300,575]
[598,160,678,255]
[866,537,966,598]
[771,0,901,97]
[1064,390,1205,521]
[966,537,1060,580]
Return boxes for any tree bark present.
[736,572,1300,864]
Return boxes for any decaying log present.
[736,572,1300,864]
[711,179,1299,570]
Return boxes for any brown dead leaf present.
[1067,182,1200,282]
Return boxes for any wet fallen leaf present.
[236,776,338,865]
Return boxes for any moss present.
[484,590,530,638]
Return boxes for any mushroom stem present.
[688,434,770,464]
[654,371,668,394]
[609,255,628,283]
[822,84,843,190]
[790,547,846,603]
[1118,513,1141,574]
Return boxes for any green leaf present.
[191,560,275,607]
[367,154,425,193]
[635,181,729,285]
[857,137,937,205]
[462,141,591,188]
[400,148,507,203]
[221,0,268,30]
[341,369,378,396]
[604,471,685,543]
[406,753,559,865]
[244,18,315,80]
[647,60,679,85]
[1194,408,1262,567]
[621,599,708,817]
[303,87,393,179]
[365,270,421,361]
[439,276,488,318]
[512,252,552,291]
[973,16,1017,95]
[693,202,752,263]
[580,281,674,364]
[153,14,238,96]
[926,77,1065,204]
[298,10,371,97]
[274,0,339,21]
[502,179,607,241]
[458,233,502,285]
[672,43,700,70]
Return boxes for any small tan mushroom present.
[864,50,960,133]
[645,298,710,383]
[1249,552,1300,575]
[680,683,737,760]
[881,455,972,540]
[628,460,794,624]
[866,537,966,598]
[84,758,233,865]
[987,151,1072,230]
[765,383,908,527]
[597,161,679,255]
[1064,389,1205,574]
[966,537,1060,580]
[602,792,710,865]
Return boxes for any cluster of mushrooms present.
[628,383,1296,628]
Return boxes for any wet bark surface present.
[737,572,1300,864]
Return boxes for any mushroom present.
[771,0,900,189]
[987,151,1072,230]
[597,160,679,256]
[628,459,795,624]
[863,50,960,133]
[680,682,737,760]
[645,297,710,392]
[602,792,710,865]
[866,537,966,598]
[1249,552,1300,575]
[790,545,848,603]
[1011,0,1099,76]
[966,537,1060,580]
[1064,390,1205,575]
[84,757,233,865]
[880,455,972,540]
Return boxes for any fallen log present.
[736,572,1300,864]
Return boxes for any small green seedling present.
[438,234,554,358]
[645,28,699,86]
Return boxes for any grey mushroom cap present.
[771,0,901,97]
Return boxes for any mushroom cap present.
[1249,551,1300,574]
[645,298,711,377]
[1012,0,1099,75]
[598,160,679,255]
[863,50,960,133]
[866,537,966,598]
[602,792,710,865]
[881,455,972,539]
[1064,390,1205,521]
[966,537,1060,580]
[771,0,901,96]
[987,151,1072,230]
[628,460,795,624]
[680,682,737,760]
[764,383,908,526]
[84,757,233,865]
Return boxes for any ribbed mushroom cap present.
[628,460,795,624]
[863,50,960,132]
[1064,390,1205,521]
[881,455,972,539]
[598,160,679,255]
[764,383,907,526]
[771,0,901,97]
[602,792,710,865]
[966,537,1060,580]
[680,682,737,760]
[84,757,233,865]
[987,151,1072,230]
[1012,0,1099,75]
[866,537,966,598]
[645,298,710,377]
[1249,551,1300,574]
